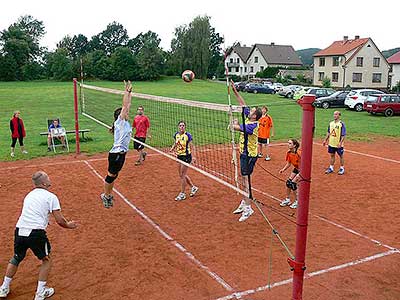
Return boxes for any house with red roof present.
[387,51,400,88]
[313,36,390,89]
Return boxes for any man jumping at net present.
[100,81,133,208]
[231,107,262,222]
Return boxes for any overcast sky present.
[1,0,399,52]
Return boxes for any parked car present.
[344,89,384,112]
[234,81,247,92]
[272,82,284,92]
[293,87,313,100]
[314,91,350,109]
[244,83,275,94]
[278,85,303,98]
[364,94,400,117]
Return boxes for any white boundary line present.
[314,142,400,164]
[82,160,234,292]
[215,249,399,300]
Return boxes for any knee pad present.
[105,174,117,184]
[10,254,24,266]
[291,181,297,191]
[286,179,293,189]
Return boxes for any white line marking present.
[314,142,400,164]
[215,249,399,300]
[82,160,234,292]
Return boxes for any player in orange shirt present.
[279,139,301,209]
[257,106,274,161]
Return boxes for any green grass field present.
[1,77,399,161]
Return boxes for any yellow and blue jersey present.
[328,120,346,147]
[173,131,193,156]
[239,119,259,157]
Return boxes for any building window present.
[260,66,264,71]
[372,73,382,83]
[319,57,325,66]
[228,67,232,72]
[332,57,339,66]
[230,58,233,63]
[318,72,325,81]
[250,66,254,73]
[236,58,240,63]
[332,72,339,82]
[356,57,363,67]
[254,56,259,63]
[373,57,380,67]
[235,67,239,72]
[244,67,247,72]
[352,73,362,82]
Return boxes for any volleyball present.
[182,70,195,83]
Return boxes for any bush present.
[322,77,331,88]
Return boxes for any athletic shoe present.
[175,192,186,201]
[142,151,147,161]
[338,168,345,175]
[257,153,263,158]
[10,152,15,158]
[233,199,247,214]
[0,286,10,297]
[280,198,291,207]
[34,286,54,300]
[325,167,334,174]
[290,200,298,209]
[22,150,28,154]
[100,193,113,208]
[239,206,254,222]
[189,186,199,197]
[135,160,141,166]
[265,156,271,161]
[47,147,52,152]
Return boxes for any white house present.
[387,51,400,89]
[313,36,390,89]
[224,44,252,77]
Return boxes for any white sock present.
[36,281,46,293]
[1,276,12,288]
[329,165,334,170]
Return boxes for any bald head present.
[32,171,50,188]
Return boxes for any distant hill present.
[296,48,321,66]
[382,47,400,58]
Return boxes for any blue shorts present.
[328,145,344,156]
[240,154,257,176]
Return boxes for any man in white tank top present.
[0,171,77,300]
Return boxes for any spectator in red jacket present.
[10,111,28,158]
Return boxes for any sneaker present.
[239,206,254,222]
[233,199,247,214]
[189,186,199,197]
[280,198,291,207]
[135,160,141,166]
[290,200,298,209]
[47,147,52,152]
[257,153,263,158]
[100,193,113,208]
[22,150,28,154]
[0,286,10,297]
[34,286,54,300]
[325,167,334,174]
[175,192,186,201]
[10,152,15,158]
[338,168,345,175]
[265,156,271,161]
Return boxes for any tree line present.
[0,15,225,81]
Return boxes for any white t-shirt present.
[110,115,132,153]
[16,188,61,230]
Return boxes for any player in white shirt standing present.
[0,171,77,300]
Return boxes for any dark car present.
[314,91,350,109]
[234,81,247,92]
[364,94,400,117]
[244,83,275,94]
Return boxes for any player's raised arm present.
[120,81,132,120]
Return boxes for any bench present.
[40,129,91,139]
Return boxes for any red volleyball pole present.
[288,94,315,299]
[73,78,80,154]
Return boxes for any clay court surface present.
[0,138,399,300]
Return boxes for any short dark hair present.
[110,107,122,134]
[254,107,262,121]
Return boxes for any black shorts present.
[11,137,24,147]
[257,137,269,144]
[133,137,146,150]
[177,154,192,164]
[108,152,127,175]
[240,153,257,176]
[14,228,51,261]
